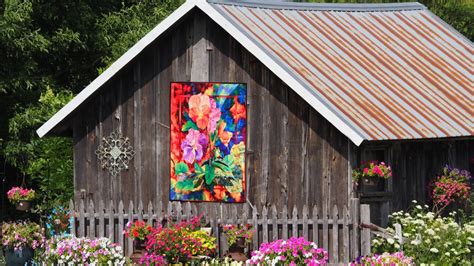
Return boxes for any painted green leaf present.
[175,162,189,175]
[205,165,216,185]
[175,179,195,191]
[212,159,231,172]
[181,120,198,132]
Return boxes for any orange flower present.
[213,185,227,201]
[218,122,233,146]
[230,100,246,122]
[188,94,211,130]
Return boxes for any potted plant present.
[352,161,392,191]
[222,224,253,261]
[124,220,152,263]
[2,221,45,265]
[7,187,36,211]
[430,166,471,215]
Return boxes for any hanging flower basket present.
[352,161,392,192]
[7,187,35,211]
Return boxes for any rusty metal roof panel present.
[209,1,474,141]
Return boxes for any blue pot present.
[5,247,34,266]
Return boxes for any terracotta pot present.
[15,200,31,211]
[5,247,34,265]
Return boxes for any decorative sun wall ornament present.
[95,130,135,177]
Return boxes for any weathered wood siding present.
[72,10,351,213]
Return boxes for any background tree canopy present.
[0,0,471,218]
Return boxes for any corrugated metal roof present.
[209,0,474,141]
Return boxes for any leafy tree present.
[95,0,184,68]
[4,88,74,213]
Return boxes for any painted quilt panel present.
[170,82,247,202]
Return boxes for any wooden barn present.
[37,0,472,260]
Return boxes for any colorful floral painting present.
[170,82,247,202]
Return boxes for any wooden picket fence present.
[68,198,370,264]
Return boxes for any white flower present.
[426,229,435,235]
[416,205,422,210]
[387,238,395,244]
[430,248,439,253]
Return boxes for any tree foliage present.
[4,88,74,212]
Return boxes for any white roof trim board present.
[37,0,473,146]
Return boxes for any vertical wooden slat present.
[127,201,134,256]
[79,199,85,237]
[360,204,371,256]
[302,205,309,240]
[108,200,114,241]
[291,206,298,237]
[176,202,182,222]
[242,204,249,225]
[184,202,192,221]
[332,205,339,263]
[147,202,154,225]
[271,205,278,241]
[262,206,268,243]
[88,200,95,238]
[252,206,258,249]
[211,205,220,258]
[351,198,360,259]
[138,200,144,221]
[312,205,318,245]
[118,201,124,253]
[343,206,350,262]
[69,200,76,237]
[282,206,288,240]
[156,200,163,225]
[322,205,329,252]
[98,200,105,238]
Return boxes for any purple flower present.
[181,129,208,164]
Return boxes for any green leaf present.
[205,165,216,185]
[181,120,198,132]
[175,162,189,175]
[175,179,195,191]
[212,159,231,172]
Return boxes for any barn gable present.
[38,0,474,145]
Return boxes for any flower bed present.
[43,236,126,265]
[247,237,328,265]
[143,215,216,264]
[351,252,414,265]
[371,203,474,265]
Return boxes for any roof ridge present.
[207,0,427,12]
